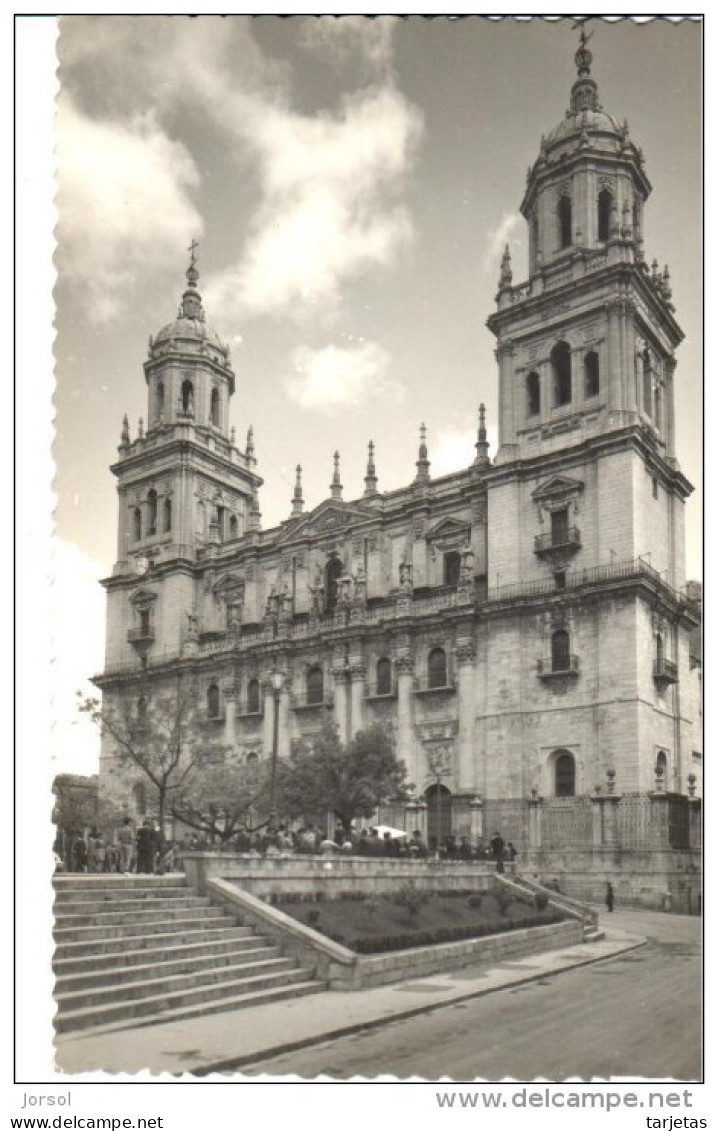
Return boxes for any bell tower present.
[485,32,692,592]
[488,31,684,469]
[103,246,262,669]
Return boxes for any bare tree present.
[78,690,210,850]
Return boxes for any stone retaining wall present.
[522,847,701,913]
[185,852,503,898]
[207,877,584,990]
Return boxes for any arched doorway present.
[553,749,576,796]
[425,783,452,851]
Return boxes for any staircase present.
[499,873,604,942]
[53,874,324,1035]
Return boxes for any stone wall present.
[185,853,501,898]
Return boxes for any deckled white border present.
[13,4,711,1116]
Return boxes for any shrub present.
[393,880,430,921]
[493,888,513,916]
[306,909,320,926]
[534,891,549,911]
[466,894,483,910]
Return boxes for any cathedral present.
[96,36,701,877]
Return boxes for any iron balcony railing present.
[534,526,581,556]
[537,655,580,679]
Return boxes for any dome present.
[545,106,623,148]
[540,35,630,155]
[154,313,228,356]
[151,252,229,359]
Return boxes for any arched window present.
[147,489,158,536]
[181,379,194,415]
[163,497,172,533]
[655,750,668,779]
[325,558,343,615]
[527,371,541,416]
[207,684,221,718]
[137,696,147,722]
[558,195,572,250]
[229,515,238,539]
[156,381,165,420]
[551,629,570,673]
[376,657,392,696]
[247,679,260,715]
[133,507,142,542]
[642,349,652,416]
[210,387,220,428]
[307,666,324,705]
[444,551,461,586]
[554,751,576,797]
[428,647,448,689]
[597,188,613,242]
[132,782,147,816]
[139,608,151,636]
[551,341,572,407]
[584,351,600,398]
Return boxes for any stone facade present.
[95,39,701,866]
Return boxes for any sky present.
[47,15,702,775]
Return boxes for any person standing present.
[135,819,156,874]
[490,830,505,874]
[116,816,135,873]
[606,881,615,912]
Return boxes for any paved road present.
[244,910,701,1081]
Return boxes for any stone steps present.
[55,941,278,992]
[53,876,324,1034]
[54,933,261,977]
[54,924,254,961]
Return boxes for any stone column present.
[527,789,543,851]
[277,683,292,760]
[469,796,484,843]
[223,686,237,746]
[349,663,366,738]
[606,297,623,415]
[496,340,515,451]
[396,655,417,788]
[262,682,274,758]
[332,665,350,746]
[665,356,677,460]
[455,640,476,791]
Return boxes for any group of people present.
[58,818,518,871]
[59,817,183,875]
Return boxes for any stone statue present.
[186,613,199,640]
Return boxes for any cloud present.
[205,85,423,320]
[298,15,398,77]
[286,341,404,413]
[56,94,204,322]
[58,18,423,327]
[50,539,107,775]
[483,211,522,276]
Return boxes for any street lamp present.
[267,669,284,841]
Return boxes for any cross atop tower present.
[187,238,200,267]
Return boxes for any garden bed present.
[273,885,563,955]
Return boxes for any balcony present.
[127,625,154,645]
[537,655,580,681]
[534,526,581,560]
[653,657,679,690]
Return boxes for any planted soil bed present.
[273,889,565,954]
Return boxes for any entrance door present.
[425,784,453,851]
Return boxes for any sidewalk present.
[54,916,644,1077]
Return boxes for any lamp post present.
[267,669,284,840]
